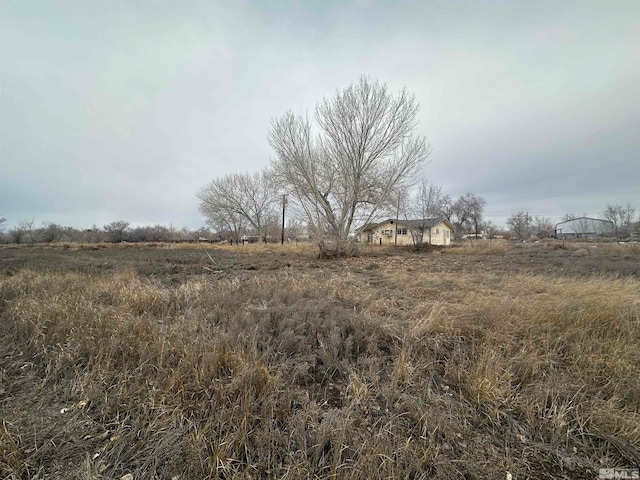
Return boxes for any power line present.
[483,212,602,217]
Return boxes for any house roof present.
[359,217,450,232]
[555,217,613,228]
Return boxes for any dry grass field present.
[1,241,639,479]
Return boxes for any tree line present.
[0,219,213,245]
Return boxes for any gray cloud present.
[2,0,638,229]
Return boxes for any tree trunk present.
[317,237,357,259]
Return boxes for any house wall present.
[361,220,451,246]
[428,221,451,246]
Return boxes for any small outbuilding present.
[359,218,453,246]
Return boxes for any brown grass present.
[1,243,639,479]
[443,240,516,255]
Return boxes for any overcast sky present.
[1,0,639,230]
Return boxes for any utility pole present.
[281,194,287,245]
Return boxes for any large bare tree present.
[442,193,486,239]
[104,221,130,243]
[506,212,531,241]
[268,77,429,256]
[621,203,636,235]
[483,220,499,240]
[602,203,636,238]
[602,204,624,235]
[531,216,554,238]
[198,171,277,243]
[202,206,247,244]
[7,219,35,244]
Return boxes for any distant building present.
[241,234,260,243]
[492,231,512,240]
[554,217,614,238]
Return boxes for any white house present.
[359,218,453,246]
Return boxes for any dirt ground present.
[0,240,638,280]
[1,241,639,479]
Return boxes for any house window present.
[397,228,407,235]
[382,229,392,236]
[446,230,449,238]
[436,228,440,235]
